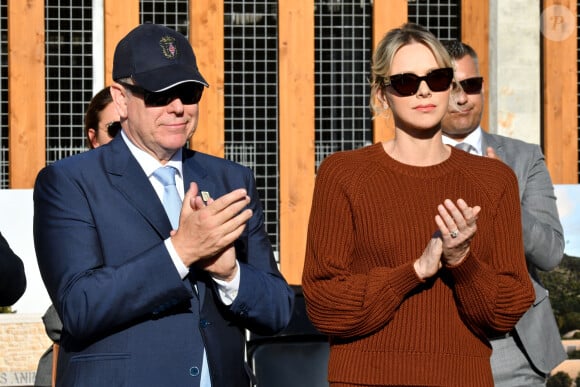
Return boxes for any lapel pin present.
[201,191,211,205]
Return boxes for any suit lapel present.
[105,136,173,237]
[105,143,219,307]
[181,149,217,201]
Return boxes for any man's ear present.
[109,83,128,119]
[87,128,98,149]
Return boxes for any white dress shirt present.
[121,131,240,304]
[442,126,483,156]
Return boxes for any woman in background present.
[302,23,534,386]
[85,86,121,149]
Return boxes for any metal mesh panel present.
[140,0,189,35]
[315,1,373,170]
[224,1,279,252]
[0,1,7,188]
[408,0,461,40]
[45,0,94,164]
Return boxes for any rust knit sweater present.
[302,143,535,387]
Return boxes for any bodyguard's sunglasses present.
[118,81,204,106]
[383,67,454,96]
[457,76,484,95]
[105,121,122,138]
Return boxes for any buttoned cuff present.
[164,238,189,279]
[212,260,241,305]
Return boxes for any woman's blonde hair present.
[370,23,454,117]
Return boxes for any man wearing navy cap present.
[34,23,294,387]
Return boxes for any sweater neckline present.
[371,142,464,179]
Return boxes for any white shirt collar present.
[442,126,483,155]
[121,131,183,179]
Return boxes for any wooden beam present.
[372,0,406,143]
[190,1,225,157]
[8,0,45,188]
[461,0,490,133]
[542,0,578,183]
[104,0,140,85]
[279,1,315,284]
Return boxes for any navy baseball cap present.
[112,23,208,92]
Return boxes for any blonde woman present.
[302,23,534,386]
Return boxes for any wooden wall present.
[543,0,578,182]
[277,3,316,283]
[6,1,578,284]
[7,0,45,189]
[461,0,489,134]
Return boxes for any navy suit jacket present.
[482,131,567,373]
[0,231,26,306]
[33,135,294,387]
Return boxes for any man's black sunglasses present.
[105,121,122,138]
[457,76,483,95]
[118,81,204,106]
[383,67,454,96]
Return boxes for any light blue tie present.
[153,166,181,229]
[153,166,211,385]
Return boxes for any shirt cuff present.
[212,260,241,305]
[164,238,189,279]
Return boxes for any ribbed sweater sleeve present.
[302,149,423,337]
[446,157,535,336]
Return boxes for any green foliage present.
[539,255,580,335]
[547,371,572,387]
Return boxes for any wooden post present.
[190,1,225,157]
[461,0,490,133]
[104,0,139,86]
[279,1,315,284]
[372,0,406,143]
[542,0,578,183]
[8,0,46,188]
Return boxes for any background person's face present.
[441,55,484,140]
[95,102,119,147]
[87,102,120,149]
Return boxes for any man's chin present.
[442,126,474,139]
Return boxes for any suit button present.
[190,366,200,376]
[200,319,210,328]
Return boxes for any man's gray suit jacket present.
[482,131,567,373]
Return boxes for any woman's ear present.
[377,89,389,109]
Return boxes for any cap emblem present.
[159,36,177,59]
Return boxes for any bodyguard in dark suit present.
[0,231,26,306]
[441,40,566,386]
[34,23,294,387]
